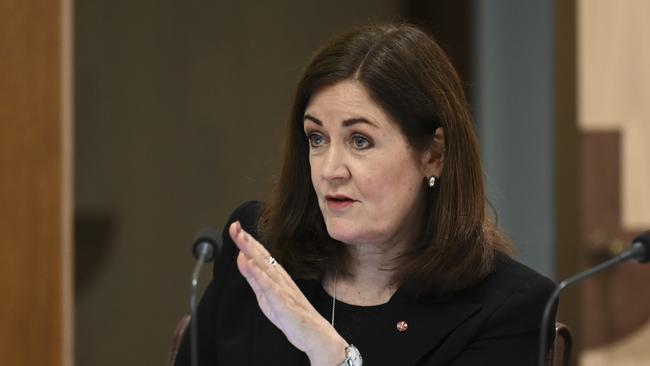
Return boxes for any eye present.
[351,134,372,150]
[307,132,326,148]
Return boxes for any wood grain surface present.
[0,0,72,365]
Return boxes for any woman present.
[175,23,555,366]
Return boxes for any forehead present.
[304,80,393,127]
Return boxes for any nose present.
[320,144,350,182]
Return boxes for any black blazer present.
[175,201,556,365]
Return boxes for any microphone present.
[189,227,222,366]
[538,230,650,366]
[627,231,650,262]
[192,226,222,263]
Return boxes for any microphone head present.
[192,226,222,262]
[631,231,650,263]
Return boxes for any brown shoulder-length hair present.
[259,23,512,297]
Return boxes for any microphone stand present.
[538,243,646,366]
[190,245,211,366]
[189,227,218,366]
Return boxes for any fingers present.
[237,251,290,320]
[229,221,269,260]
[229,221,299,289]
[237,252,267,298]
[230,221,304,294]
[233,232,333,356]
[238,252,279,298]
[230,221,277,277]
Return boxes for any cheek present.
[309,157,320,189]
[366,151,421,191]
[360,165,422,209]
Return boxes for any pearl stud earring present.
[428,176,436,188]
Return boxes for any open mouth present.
[325,194,356,208]
[325,194,353,202]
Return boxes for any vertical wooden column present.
[0,0,73,365]
[554,0,582,364]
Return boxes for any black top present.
[174,201,557,366]
[313,285,395,357]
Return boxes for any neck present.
[324,242,405,306]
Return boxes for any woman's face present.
[304,80,442,249]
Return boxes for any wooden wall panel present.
[578,0,650,230]
[0,0,72,365]
[554,0,582,364]
[577,0,650,364]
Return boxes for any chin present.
[324,220,372,245]
[324,221,357,244]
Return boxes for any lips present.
[325,194,356,210]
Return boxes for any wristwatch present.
[337,344,362,366]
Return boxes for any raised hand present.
[229,221,348,366]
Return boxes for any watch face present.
[346,345,362,366]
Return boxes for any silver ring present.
[268,256,277,266]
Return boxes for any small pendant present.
[396,320,408,332]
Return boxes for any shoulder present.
[212,200,263,284]
[449,252,557,339]
[455,253,555,310]
[448,254,556,362]
[223,200,263,236]
[427,254,556,364]
[452,253,556,335]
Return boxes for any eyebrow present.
[303,114,379,128]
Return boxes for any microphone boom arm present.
[538,240,648,366]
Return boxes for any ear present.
[420,127,445,178]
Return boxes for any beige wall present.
[74,2,398,365]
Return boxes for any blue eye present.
[307,133,325,148]
[351,135,372,150]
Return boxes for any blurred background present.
[1,0,649,365]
